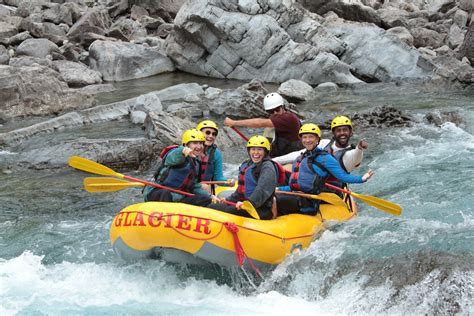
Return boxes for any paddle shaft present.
[123,175,242,208]
[231,127,249,141]
[324,182,352,195]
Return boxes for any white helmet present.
[263,93,285,111]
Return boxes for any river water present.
[0,75,473,315]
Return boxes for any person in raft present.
[143,129,219,206]
[208,135,286,220]
[273,115,368,195]
[276,123,374,216]
[196,119,236,193]
[224,92,303,158]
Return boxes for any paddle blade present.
[316,192,348,208]
[242,200,260,220]
[69,156,122,178]
[352,192,402,216]
[83,177,144,192]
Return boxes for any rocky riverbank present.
[0,0,472,171]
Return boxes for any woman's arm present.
[248,162,277,208]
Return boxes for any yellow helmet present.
[299,123,321,137]
[182,129,205,145]
[196,119,218,132]
[246,135,271,151]
[331,116,352,130]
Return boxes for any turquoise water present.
[0,80,473,315]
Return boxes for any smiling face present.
[187,141,204,156]
[201,127,218,147]
[248,147,266,163]
[332,125,353,147]
[301,133,319,151]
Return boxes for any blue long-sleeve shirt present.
[279,148,363,192]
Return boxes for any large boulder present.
[88,40,175,81]
[0,65,94,120]
[326,21,432,81]
[165,0,361,85]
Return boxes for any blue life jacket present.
[157,148,200,191]
[236,158,286,200]
[289,149,329,194]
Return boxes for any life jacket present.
[154,145,199,191]
[289,150,330,194]
[200,145,217,181]
[236,158,287,199]
[323,140,355,189]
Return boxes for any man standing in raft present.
[208,135,285,220]
[144,129,217,206]
[224,92,303,157]
[276,123,374,216]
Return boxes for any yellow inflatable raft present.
[110,197,357,269]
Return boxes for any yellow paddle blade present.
[242,200,260,220]
[277,191,347,208]
[68,156,124,178]
[83,177,144,192]
[352,192,402,216]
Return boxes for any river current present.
[0,75,473,315]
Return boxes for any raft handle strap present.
[224,222,263,279]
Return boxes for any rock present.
[352,105,415,128]
[19,19,67,45]
[453,9,469,28]
[459,0,473,11]
[88,40,175,81]
[16,38,60,58]
[459,22,473,64]
[109,17,147,41]
[8,56,55,68]
[0,45,9,64]
[0,21,18,44]
[130,110,147,124]
[67,7,112,45]
[53,60,103,87]
[166,0,360,85]
[315,82,338,90]
[12,137,159,171]
[386,26,414,46]
[0,65,94,120]
[299,0,382,26]
[425,111,465,127]
[277,79,313,101]
[6,31,32,46]
[447,24,466,49]
[410,27,446,49]
[154,82,204,103]
[327,22,430,81]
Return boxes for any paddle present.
[276,191,348,208]
[324,183,402,216]
[84,177,144,192]
[69,156,260,220]
[201,181,231,185]
[231,127,249,141]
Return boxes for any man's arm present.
[224,117,274,128]
[272,149,304,164]
[342,140,367,172]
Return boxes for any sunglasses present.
[266,106,281,114]
[204,130,218,137]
